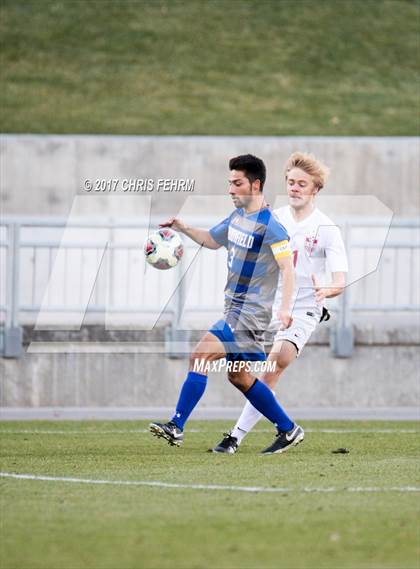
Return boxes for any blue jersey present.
[210,206,291,332]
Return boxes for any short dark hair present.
[229,154,266,191]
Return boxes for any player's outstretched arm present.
[160,217,221,249]
[275,255,295,330]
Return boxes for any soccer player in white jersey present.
[212,152,348,454]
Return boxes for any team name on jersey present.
[228,226,255,248]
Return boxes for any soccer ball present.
[144,228,184,270]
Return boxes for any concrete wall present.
[1,317,418,409]
[1,346,418,409]
[2,135,419,216]
[1,134,419,413]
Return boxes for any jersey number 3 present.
[228,247,235,269]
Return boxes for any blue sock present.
[171,371,208,430]
[244,379,294,432]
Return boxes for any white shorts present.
[268,308,321,355]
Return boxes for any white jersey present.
[273,206,348,312]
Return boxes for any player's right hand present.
[277,309,293,330]
[159,217,187,232]
[312,274,328,304]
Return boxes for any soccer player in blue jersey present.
[150,154,304,453]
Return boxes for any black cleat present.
[211,432,239,454]
[261,424,304,455]
[149,421,183,446]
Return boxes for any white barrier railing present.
[0,216,419,358]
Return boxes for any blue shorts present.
[209,319,266,363]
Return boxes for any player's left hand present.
[277,309,293,330]
[312,274,328,304]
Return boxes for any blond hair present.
[284,152,330,190]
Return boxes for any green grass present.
[0,0,419,135]
[0,420,419,569]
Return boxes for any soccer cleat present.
[261,424,304,455]
[149,421,184,446]
[211,432,239,454]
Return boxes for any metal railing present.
[331,218,420,356]
[1,216,419,358]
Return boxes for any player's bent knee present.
[227,371,240,386]
[189,351,200,364]
[190,353,207,368]
[189,351,220,370]
[227,371,249,392]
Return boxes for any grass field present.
[1,0,419,135]
[0,420,419,569]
